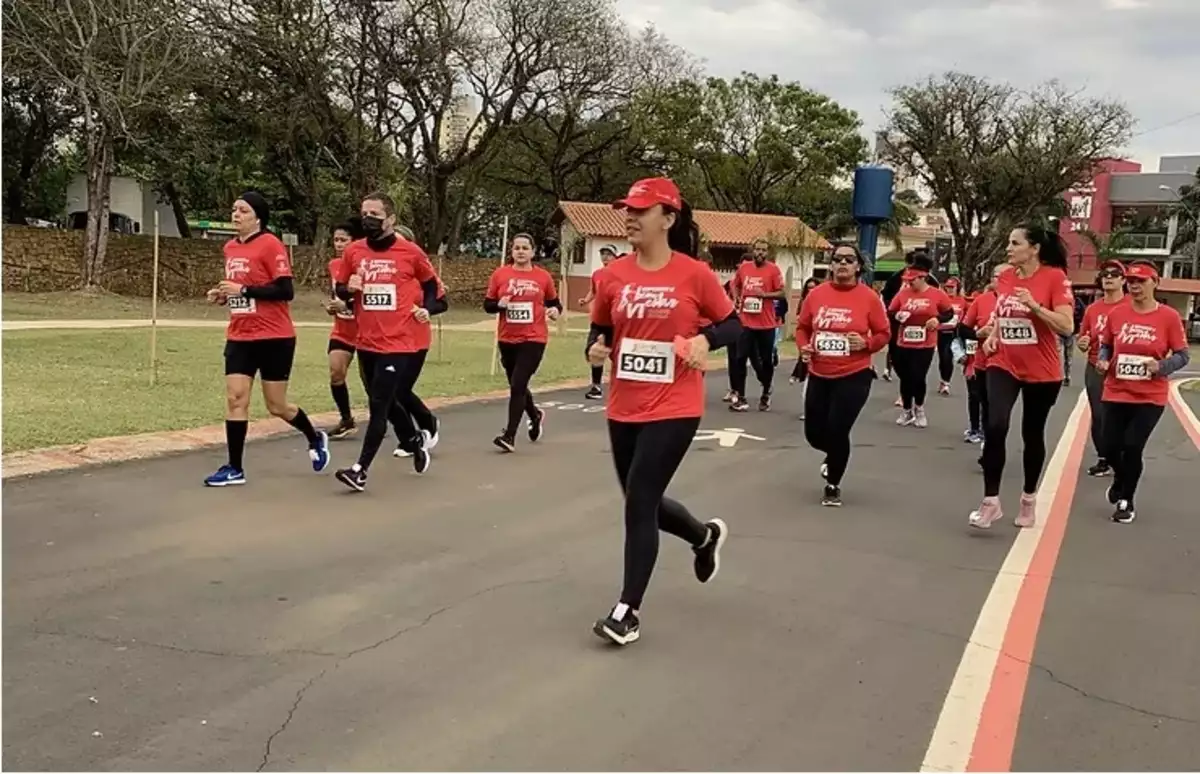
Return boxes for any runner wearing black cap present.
[588,176,741,646]
[204,191,330,486]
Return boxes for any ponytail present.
[666,200,700,258]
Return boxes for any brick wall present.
[1,225,501,305]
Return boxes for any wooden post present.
[149,211,161,386]
[488,215,509,376]
[558,237,569,336]
[436,254,444,363]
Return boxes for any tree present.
[2,74,76,224]
[3,0,199,287]
[638,73,868,216]
[818,189,918,252]
[1080,229,1137,264]
[1167,170,1199,270]
[882,72,1134,290]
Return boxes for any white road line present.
[920,391,1087,773]
[1168,378,1200,442]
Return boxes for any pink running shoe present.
[969,497,1003,529]
[1015,493,1037,528]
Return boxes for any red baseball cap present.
[901,267,929,281]
[1125,262,1159,281]
[1098,259,1126,274]
[945,277,961,287]
[613,178,682,211]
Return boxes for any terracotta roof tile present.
[557,201,830,250]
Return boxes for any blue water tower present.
[852,166,895,286]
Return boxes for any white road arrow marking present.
[693,427,766,448]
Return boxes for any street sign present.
[282,233,299,246]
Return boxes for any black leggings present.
[892,346,935,409]
[1083,363,1107,459]
[804,368,874,486]
[730,328,776,396]
[609,417,707,609]
[498,341,545,437]
[937,331,955,383]
[356,351,424,470]
[981,367,1061,497]
[1101,402,1165,505]
[393,350,436,437]
[967,373,985,433]
[590,365,603,387]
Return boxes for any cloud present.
[615,0,1199,170]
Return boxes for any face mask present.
[361,216,385,239]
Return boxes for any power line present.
[1130,110,1200,139]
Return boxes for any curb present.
[1,363,731,481]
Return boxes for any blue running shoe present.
[204,465,245,487]
[309,430,331,472]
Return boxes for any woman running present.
[393,273,448,459]
[1077,260,1129,477]
[332,192,444,491]
[795,244,890,506]
[586,177,741,646]
[204,191,330,486]
[790,276,822,420]
[956,264,1009,445]
[936,278,969,396]
[1095,261,1189,523]
[484,233,562,452]
[970,224,1076,529]
[325,221,360,439]
[579,246,617,399]
[887,253,953,428]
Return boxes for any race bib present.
[814,331,850,357]
[616,338,675,384]
[1115,353,1154,381]
[742,297,763,314]
[998,317,1037,345]
[505,301,534,324]
[362,283,396,311]
[226,295,256,315]
[902,325,927,344]
[964,339,979,355]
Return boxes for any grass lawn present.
[2,290,492,327]
[1,327,603,453]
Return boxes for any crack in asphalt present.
[1029,662,1199,725]
[254,572,563,771]
[29,628,340,659]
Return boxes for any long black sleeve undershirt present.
[334,282,352,302]
[484,297,501,314]
[957,322,977,341]
[546,298,563,312]
[243,277,294,302]
[586,323,614,359]
[699,312,742,351]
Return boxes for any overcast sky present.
[615,0,1199,171]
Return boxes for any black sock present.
[286,408,321,446]
[331,383,352,421]
[226,420,248,471]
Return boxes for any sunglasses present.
[1100,269,1124,279]
[830,255,858,265]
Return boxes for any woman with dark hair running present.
[579,246,618,400]
[1077,260,1129,477]
[956,264,1010,445]
[325,220,362,439]
[796,244,890,507]
[586,177,742,646]
[393,271,448,459]
[936,277,969,396]
[790,276,822,420]
[204,191,330,486]
[485,233,562,452]
[887,253,953,428]
[970,224,1076,529]
[1095,261,1189,523]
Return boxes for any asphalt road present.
[4,360,1198,771]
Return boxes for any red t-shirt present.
[591,253,735,422]
[733,260,784,329]
[989,265,1074,383]
[940,295,970,331]
[1099,303,1187,406]
[795,281,890,379]
[487,264,558,344]
[223,232,295,341]
[962,291,998,374]
[412,276,446,352]
[1080,296,1129,366]
[327,258,358,346]
[888,286,952,349]
[337,238,437,354]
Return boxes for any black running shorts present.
[327,338,356,355]
[224,337,297,382]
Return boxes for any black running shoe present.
[729,397,749,412]
[585,385,603,400]
[328,417,357,440]
[1112,499,1136,524]
[693,518,728,583]
[1087,460,1113,477]
[493,433,516,453]
[1106,483,1120,505]
[758,393,771,412]
[822,484,843,507]
[593,607,640,646]
[335,466,367,492]
[527,408,545,443]
[412,445,431,474]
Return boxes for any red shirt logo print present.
[616,284,679,320]
[814,306,852,328]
